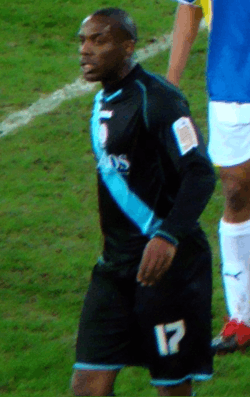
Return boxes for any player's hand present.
[136,237,177,287]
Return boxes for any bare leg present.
[71,369,118,396]
[220,160,250,223]
[157,380,192,396]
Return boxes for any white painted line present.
[0,20,206,138]
[0,80,96,138]
[0,33,173,138]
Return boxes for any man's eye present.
[95,37,105,45]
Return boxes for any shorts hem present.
[209,152,250,168]
[208,100,250,167]
[73,362,124,371]
[150,373,213,386]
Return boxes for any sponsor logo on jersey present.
[97,153,130,174]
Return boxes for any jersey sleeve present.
[151,94,215,246]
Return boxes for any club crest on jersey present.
[99,123,109,148]
[98,111,113,148]
[99,110,113,119]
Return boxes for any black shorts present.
[74,240,213,386]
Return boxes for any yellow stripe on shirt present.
[195,0,212,27]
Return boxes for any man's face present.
[79,15,130,86]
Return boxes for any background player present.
[71,7,215,396]
[167,0,250,355]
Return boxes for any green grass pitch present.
[1,0,249,395]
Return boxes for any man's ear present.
[122,39,135,59]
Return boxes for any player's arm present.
[137,125,215,286]
[137,236,177,286]
[167,3,203,86]
[158,118,215,236]
[137,96,215,287]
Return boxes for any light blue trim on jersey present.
[100,161,163,235]
[135,80,149,129]
[144,70,169,87]
[73,362,124,371]
[151,230,179,246]
[103,89,123,103]
[151,373,213,386]
[91,90,163,236]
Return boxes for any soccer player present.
[167,0,250,355]
[71,7,215,396]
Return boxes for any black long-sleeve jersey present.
[90,64,215,271]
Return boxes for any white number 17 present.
[154,320,185,356]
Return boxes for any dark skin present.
[79,14,177,287]
[73,15,191,397]
[167,4,250,225]
[79,15,135,86]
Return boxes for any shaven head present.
[79,8,137,86]
[79,8,137,46]
[91,8,138,43]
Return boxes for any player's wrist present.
[151,230,179,247]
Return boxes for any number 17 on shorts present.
[154,320,185,356]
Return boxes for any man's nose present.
[79,40,92,55]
